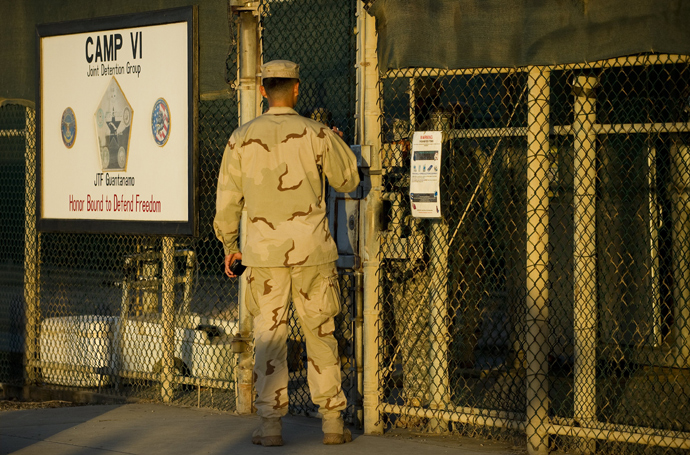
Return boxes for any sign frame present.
[36,7,199,236]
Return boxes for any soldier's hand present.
[225,252,243,278]
[332,126,343,138]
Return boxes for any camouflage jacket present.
[214,106,360,267]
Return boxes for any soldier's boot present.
[322,414,352,445]
[251,417,283,446]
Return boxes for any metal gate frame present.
[233,0,367,424]
[371,54,690,454]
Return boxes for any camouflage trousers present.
[246,262,347,419]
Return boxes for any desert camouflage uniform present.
[214,106,359,419]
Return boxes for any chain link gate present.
[377,55,690,453]
[259,0,360,424]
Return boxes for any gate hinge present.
[231,334,253,353]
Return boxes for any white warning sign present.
[410,131,442,218]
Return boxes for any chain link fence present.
[0,16,241,411]
[3,3,690,453]
[0,104,29,387]
[0,0,360,422]
[377,55,690,453]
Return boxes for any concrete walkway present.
[0,403,524,455]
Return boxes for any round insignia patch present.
[151,98,171,146]
[61,107,77,148]
[118,146,127,168]
[123,106,132,127]
[101,146,110,168]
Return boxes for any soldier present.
[214,60,359,446]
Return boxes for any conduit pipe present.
[525,67,550,455]
[572,75,599,446]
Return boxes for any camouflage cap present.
[261,60,300,82]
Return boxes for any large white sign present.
[37,8,197,235]
[410,131,442,218]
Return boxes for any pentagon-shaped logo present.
[94,77,133,171]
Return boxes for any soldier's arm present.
[213,135,244,257]
[322,129,360,193]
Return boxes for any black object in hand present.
[229,259,246,276]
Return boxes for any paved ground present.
[0,403,526,455]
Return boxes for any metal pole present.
[236,5,260,414]
[648,146,662,346]
[428,219,450,432]
[671,141,690,366]
[141,243,159,314]
[525,66,550,455]
[354,271,364,425]
[362,193,382,434]
[549,424,690,450]
[357,2,384,435]
[381,403,526,431]
[238,9,259,127]
[161,237,175,402]
[180,250,195,314]
[572,75,599,453]
[23,107,39,383]
[409,77,416,131]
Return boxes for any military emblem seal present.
[61,107,77,148]
[151,98,171,146]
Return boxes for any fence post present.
[235,3,261,415]
[671,140,690,366]
[23,106,39,384]
[357,2,384,435]
[161,237,175,402]
[428,219,450,432]
[572,74,599,453]
[525,66,550,455]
